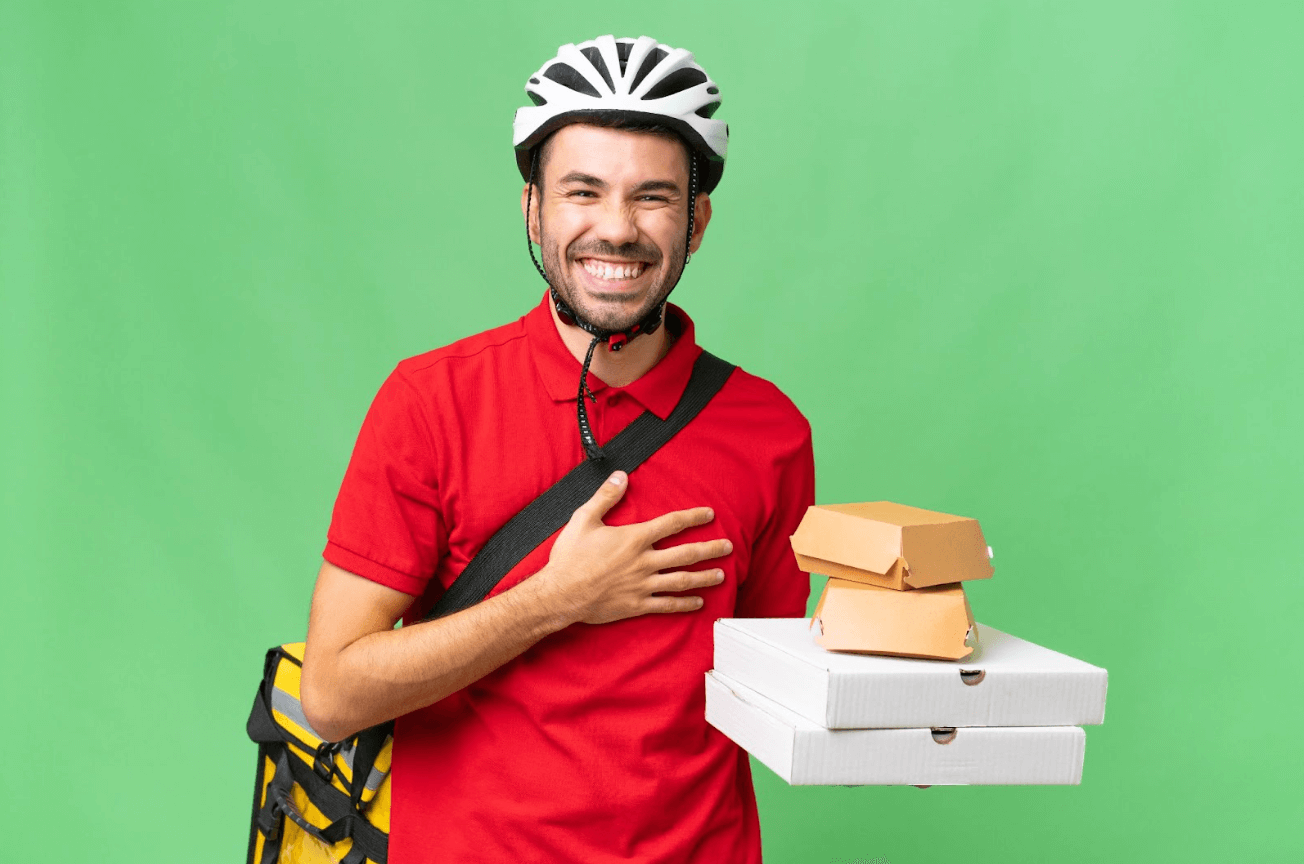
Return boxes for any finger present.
[649,569,726,595]
[641,506,715,542]
[642,594,707,614]
[576,472,628,523]
[651,538,733,571]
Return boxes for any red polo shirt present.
[324,292,814,864]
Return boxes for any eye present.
[638,195,670,203]
[567,190,598,198]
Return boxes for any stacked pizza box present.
[705,502,1108,785]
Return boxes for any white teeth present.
[582,260,643,281]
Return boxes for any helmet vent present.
[543,63,601,97]
[580,47,614,92]
[644,67,707,100]
[528,92,548,107]
[707,86,719,95]
[694,101,720,119]
[629,47,668,92]
[615,40,633,74]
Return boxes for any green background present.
[3,1,1300,861]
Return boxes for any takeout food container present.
[810,577,977,661]
[712,617,1108,729]
[705,670,1087,785]
[790,501,994,591]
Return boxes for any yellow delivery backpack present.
[243,352,734,863]
[246,643,393,864]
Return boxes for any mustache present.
[568,241,661,264]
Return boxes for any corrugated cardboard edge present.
[704,672,797,783]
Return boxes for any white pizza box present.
[705,670,1086,786]
[713,618,1107,729]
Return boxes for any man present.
[300,35,814,863]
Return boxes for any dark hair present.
[531,117,704,192]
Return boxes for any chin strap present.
[525,147,700,460]
[550,287,663,352]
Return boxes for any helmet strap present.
[576,335,603,460]
[685,155,697,267]
[525,148,549,283]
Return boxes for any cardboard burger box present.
[791,501,995,660]
[790,501,994,591]
[712,618,1108,729]
[705,670,1087,786]
[811,578,976,660]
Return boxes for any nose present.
[591,198,640,248]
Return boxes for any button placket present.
[599,392,619,443]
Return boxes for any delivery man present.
[299,35,815,863]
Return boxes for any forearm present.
[302,572,571,741]
[301,471,727,741]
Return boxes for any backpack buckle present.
[313,742,339,781]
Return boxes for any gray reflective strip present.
[337,738,385,790]
[270,687,324,741]
[271,686,387,790]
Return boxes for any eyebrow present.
[558,171,607,188]
[557,172,682,195]
[631,179,681,195]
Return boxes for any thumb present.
[580,471,628,523]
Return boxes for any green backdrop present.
[3,1,1300,861]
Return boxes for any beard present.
[540,232,688,333]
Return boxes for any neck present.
[549,303,673,388]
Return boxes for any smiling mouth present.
[577,257,648,282]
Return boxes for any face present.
[522,124,711,333]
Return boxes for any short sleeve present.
[733,425,815,619]
[323,369,447,596]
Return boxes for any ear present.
[688,193,713,255]
[520,183,541,245]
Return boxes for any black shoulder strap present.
[425,350,735,620]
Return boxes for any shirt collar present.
[525,291,703,421]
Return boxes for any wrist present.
[514,565,580,633]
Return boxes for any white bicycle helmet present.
[512,35,728,193]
